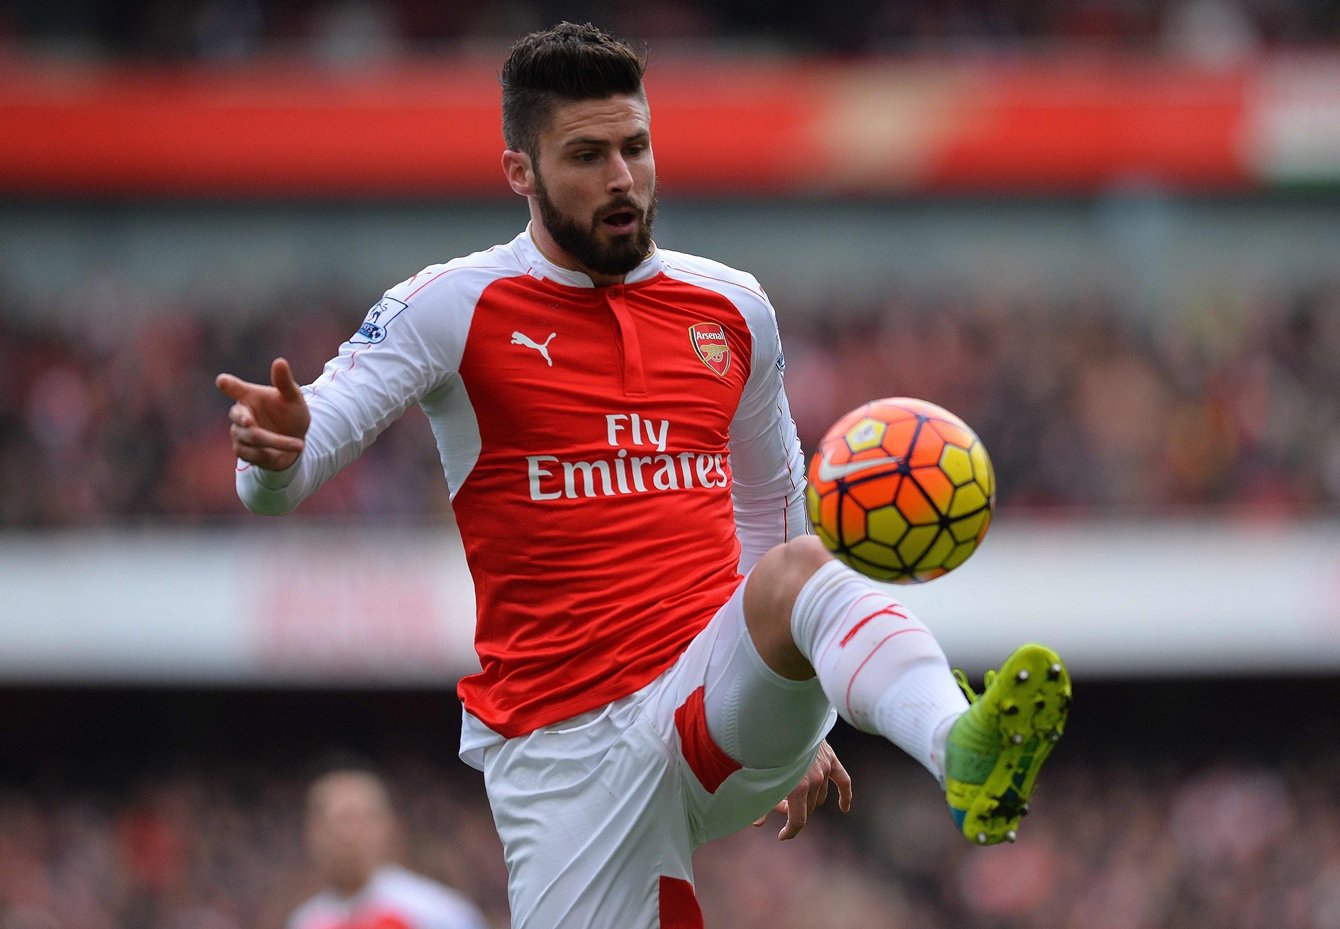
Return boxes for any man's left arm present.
[729,292,858,840]
[728,295,808,573]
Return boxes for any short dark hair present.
[304,753,394,815]
[500,22,646,160]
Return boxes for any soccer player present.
[289,765,488,929]
[219,22,1071,928]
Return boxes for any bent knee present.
[755,536,834,598]
[742,537,836,675]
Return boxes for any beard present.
[535,173,657,278]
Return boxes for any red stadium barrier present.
[0,52,1334,196]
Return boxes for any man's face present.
[530,93,657,279]
[305,772,395,894]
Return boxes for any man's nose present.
[607,154,633,192]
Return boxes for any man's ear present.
[502,149,535,197]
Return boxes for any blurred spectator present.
[1161,0,1261,65]
[0,755,509,929]
[288,764,487,929]
[2,274,1339,526]
[2,741,1340,928]
[1,0,1337,59]
[304,0,402,63]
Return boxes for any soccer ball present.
[806,397,995,583]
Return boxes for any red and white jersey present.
[287,865,487,929]
[237,228,807,738]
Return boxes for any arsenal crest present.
[689,322,731,377]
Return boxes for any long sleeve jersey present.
[287,865,487,929]
[237,229,807,738]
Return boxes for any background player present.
[219,22,1070,928]
[289,764,488,929]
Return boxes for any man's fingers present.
[231,435,303,471]
[778,790,807,840]
[831,755,853,813]
[271,358,304,402]
[232,423,305,454]
[216,372,252,402]
[753,797,787,829]
[227,402,254,429]
[229,415,306,472]
[218,361,302,405]
[812,740,853,814]
[220,361,307,472]
[815,741,853,813]
[236,447,301,471]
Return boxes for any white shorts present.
[461,579,837,929]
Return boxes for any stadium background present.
[2,1,1340,926]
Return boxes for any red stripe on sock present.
[839,604,907,647]
[659,876,705,928]
[674,686,741,794]
[844,628,931,720]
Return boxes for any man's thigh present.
[482,696,695,929]
[648,578,837,845]
[482,581,835,927]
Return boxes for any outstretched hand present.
[754,739,852,841]
[216,358,311,471]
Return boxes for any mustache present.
[595,197,643,219]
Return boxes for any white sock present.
[790,560,969,779]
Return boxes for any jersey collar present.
[518,224,664,288]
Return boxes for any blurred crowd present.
[1,273,1338,527]
[0,0,1336,60]
[781,279,1340,516]
[0,753,510,929]
[1,744,1338,928]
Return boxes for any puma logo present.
[511,330,556,366]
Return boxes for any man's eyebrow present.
[563,130,650,148]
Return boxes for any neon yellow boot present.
[944,643,1071,845]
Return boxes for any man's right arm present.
[217,356,312,513]
[217,273,464,515]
